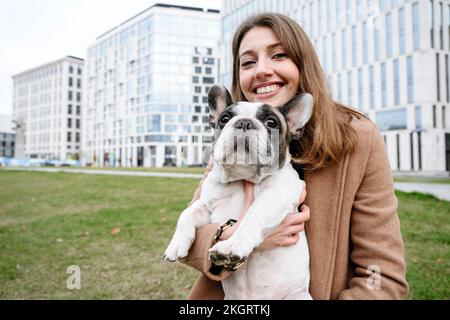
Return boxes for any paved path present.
[4,167,204,179]
[394,182,450,202]
[4,167,449,201]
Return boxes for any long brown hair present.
[231,13,365,171]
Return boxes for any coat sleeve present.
[179,158,232,282]
[338,125,409,299]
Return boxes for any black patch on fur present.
[256,104,288,169]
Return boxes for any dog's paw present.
[208,239,251,267]
[163,230,194,262]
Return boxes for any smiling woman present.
[179,13,409,300]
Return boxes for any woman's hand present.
[220,181,310,251]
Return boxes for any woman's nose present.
[254,58,273,79]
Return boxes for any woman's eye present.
[272,52,288,59]
[240,60,255,67]
[264,118,278,128]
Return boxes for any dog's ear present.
[279,93,314,139]
[208,85,233,128]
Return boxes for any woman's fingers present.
[282,206,311,226]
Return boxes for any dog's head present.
[208,85,313,184]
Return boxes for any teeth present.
[256,84,280,94]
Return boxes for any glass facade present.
[84,4,220,167]
[376,108,407,131]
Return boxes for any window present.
[68,91,72,101]
[381,63,387,107]
[69,77,73,87]
[76,132,80,143]
[68,104,72,114]
[68,118,72,128]
[376,108,407,130]
[346,0,352,24]
[195,106,202,113]
[446,55,449,102]
[147,115,161,132]
[342,29,347,69]
[203,77,214,84]
[77,68,82,75]
[430,0,435,48]
[413,2,420,49]
[352,26,357,66]
[399,7,405,54]
[386,13,392,57]
[338,73,342,102]
[358,69,363,109]
[393,59,400,105]
[374,19,380,61]
[370,66,375,110]
[69,66,73,73]
[407,56,414,103]
[193,96,199,103]
[332,33,337,71]
[67,132,72,142]
[205,67,212,75]
[195,86,201,93]
[437,53,441,101]
[202,96,208,103]
[76,105,80,115]
[202,116,209,123]
[439,1,444,48]
[443,106,447,128]
[415,105,422,129]
[203,57,214,65]
[433,105,437,128]
[195,66,202,74]
[76,119,80,129]
[193,57,199,64]
[192,76,199,84]
[77,79,81,89]
[347,71,353,106]
[363,22,368,64]
[76,92,81,102]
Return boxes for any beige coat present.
[180,118,409,300]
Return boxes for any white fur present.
[164,153,311,300]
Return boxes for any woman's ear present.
[279,93,314,139]
[207,85,233,128]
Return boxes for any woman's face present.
[238,27,300,107]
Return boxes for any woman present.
[180,13,408,299]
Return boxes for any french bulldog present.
[164,84,313,300]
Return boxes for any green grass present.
[0,171,199,299]
[395,191,450,299]
[0,170,448,299]
[394,176,450,184]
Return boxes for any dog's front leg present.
[209,183,301,263]
[164,199,210,261]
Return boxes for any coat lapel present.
[303,154,349,299]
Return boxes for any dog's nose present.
[234,119,256,132]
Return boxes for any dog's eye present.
[219,114,231,125]
[264,118,278,129]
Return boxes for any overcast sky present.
[0,0,221,116]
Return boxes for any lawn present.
[0,170,448,299]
